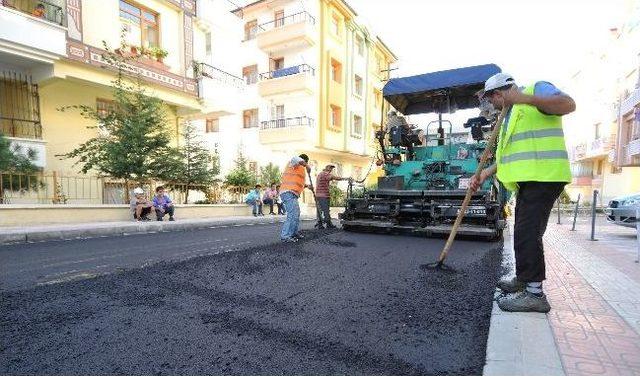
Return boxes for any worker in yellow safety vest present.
[280,154,313,243]
[470,73,575,313]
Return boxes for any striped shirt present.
[315,171,333,198]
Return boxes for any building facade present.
[564,2,640,203]
[197,0,396,185]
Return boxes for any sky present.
[344,0,629,127]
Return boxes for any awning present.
[383,64,501,115]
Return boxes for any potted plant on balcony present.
[149,46,169,64]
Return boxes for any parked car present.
[605,193,640,228]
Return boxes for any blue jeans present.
[280,191,300,240]
[248,200,263,215]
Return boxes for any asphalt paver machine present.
[340,64,507,241]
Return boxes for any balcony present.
[0,1,66,61]
[259,116,314,145]
[196,62,245,116]
[619,138,640,166]
[572,137,614,161]
[257,64,315,97]
[620,88,640,116]
[256,12,316,53]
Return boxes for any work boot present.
[497,291,551,313]
[314,222,324,229]
[326,223,337,229]
[497,277,526,293]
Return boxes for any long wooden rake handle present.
[436,107,509,263]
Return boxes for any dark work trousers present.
[316,197,332,225]
[155,205,175,220]
[513,181,566,282]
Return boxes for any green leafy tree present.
[224,150,257,188]
[259,162,281,186]
[157,122,220,203]
[57,40,172,190]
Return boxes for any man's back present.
[316,171,332,198]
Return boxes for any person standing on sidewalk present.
[470,73,575,313]
[279,154,312,243]
[315,164,350,229]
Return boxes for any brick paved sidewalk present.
[544,217,640,375]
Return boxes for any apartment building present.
[564,2,640,202]
[198,0,396,183]
[0,0,211,177]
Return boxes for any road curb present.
[483,223,566,376]
[1,216,314,245]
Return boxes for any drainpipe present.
[363,32,370,156]
[318,0,327,150]
[344,21,352,153]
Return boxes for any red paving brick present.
[544,224,640,376]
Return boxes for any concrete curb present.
[0,216,315,245]
[483,223,565,376]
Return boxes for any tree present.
[57,40,172,189]
[259,162,281,186]
[157,122,220,203]
[224,150,257,188]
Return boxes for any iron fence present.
[1,0,65,25]
[0,171,252,205]
[259,64,315,81]
[258,11,315,31]
[260,116,314,130]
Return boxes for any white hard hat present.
[484,73,515,93]
[133,187,144,195]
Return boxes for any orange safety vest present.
[280,163,306,196]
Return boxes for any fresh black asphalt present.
[1,222,502,375]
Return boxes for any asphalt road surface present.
[1,222,502,375]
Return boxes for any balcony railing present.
[258,11,315,32]
[259,64,315,80]
[1,0,65,26]
[260,116,314,130]
[195,62,244,89]
[0,71,42,139]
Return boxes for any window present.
[331,14,340,36]
[351,114,363,137]
[355,36,364,56]
[354,75,363,97]
[119,0,159,48]
[274,9,284,27]
[330,105,342,130]
[244,19,257,40]
[594,123,601,140]
[271,57,285,71]
[96,98,116,119]
[243,109,259,128]
[331,59,342,83]
[205,32,212,56]
[243,65,258,85]
[373,89,382,109]
[205,118,219,133]
[376,54,384,75]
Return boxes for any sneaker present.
[141,216,152,222]
[497,291,551,313]
[314,223,324,229]
[281,237,298,243]
[497,277,526,293]
[169,217,175,222]
[157,218,163,222]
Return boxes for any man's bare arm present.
[521,94,576,116]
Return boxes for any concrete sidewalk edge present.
[0,216,316,245]
[483,224,566,376]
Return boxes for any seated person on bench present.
[130,187,153,221]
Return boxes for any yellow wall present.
[39,78,180,174]
[81,0,186,77]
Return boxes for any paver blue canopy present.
[383,64,501,115]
